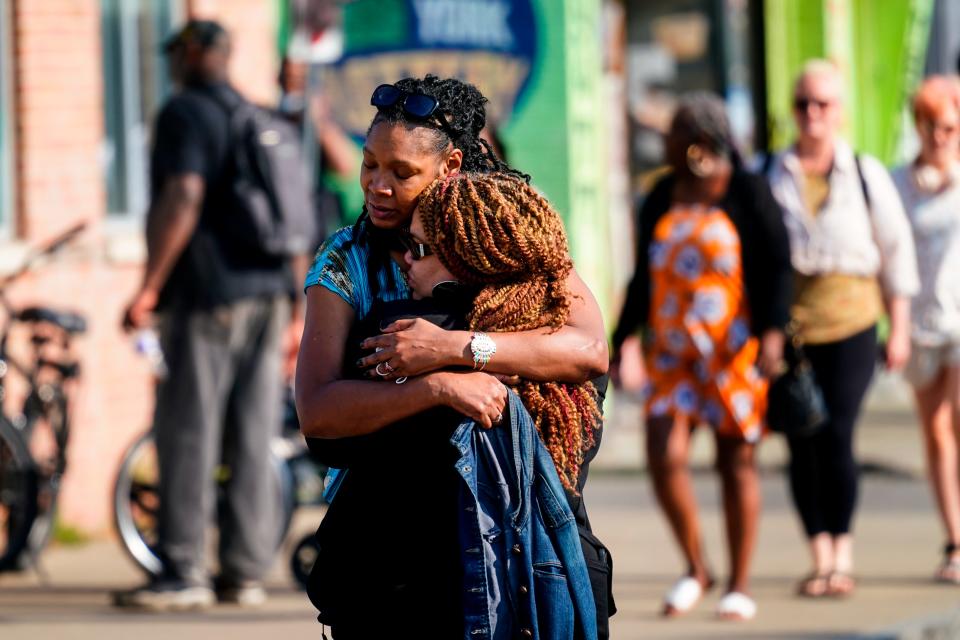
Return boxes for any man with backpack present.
[116,20,313,610]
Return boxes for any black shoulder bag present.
[766,322,828,438]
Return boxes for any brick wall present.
[13,0,103,240]
[9,0,279,535]
[189,0,279,105]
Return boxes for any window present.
[100,0,181,218]
[0,0,13,229]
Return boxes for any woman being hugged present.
[892,75,960,584]
[611,92,792,621]
[295,76,609,637]
[413,172,605,496]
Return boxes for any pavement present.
[1,374,959,639]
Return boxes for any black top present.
[150,81,293,310]
[305,294,471,631]
[611,169,793,350]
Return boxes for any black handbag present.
[766,328,828,438]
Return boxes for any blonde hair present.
[418,172,602,493]
[794,59,845,102]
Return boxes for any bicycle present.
[113,387,329,589]
[0,222,88,573]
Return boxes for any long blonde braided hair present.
[418,172,602,492]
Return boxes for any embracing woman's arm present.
[359,268,608,384]
[295,287,508,438]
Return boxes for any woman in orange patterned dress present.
[611,94,793,620]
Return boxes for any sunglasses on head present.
[371,84,441,120]
[397,230,433,260]
[793,97,832,112]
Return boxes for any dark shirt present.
[305,295,469,632]
[150,81,292,310]
[612,169,793,350]
[306,291,610,633]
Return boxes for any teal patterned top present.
[304,225,409,319]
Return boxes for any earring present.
[686,144,716,178]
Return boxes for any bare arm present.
[122,174,204,330]
[309,94,357,179]
[295,286,507,438]
[144,174,204,293]
[883,294,911,372]
[359,268,609,383]
[288,253,311,321]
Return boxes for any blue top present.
[304,225,409,319]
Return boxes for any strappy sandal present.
[935,543,960,584]
[826,571,856,597]
[796,572,830,598]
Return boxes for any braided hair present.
[418,172,602,493]
[349,75,528,300]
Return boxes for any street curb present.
[867,607,960,639]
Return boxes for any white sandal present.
[716,591,757,621]
[663,576,704,616]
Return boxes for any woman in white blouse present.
[766,60,919,598]
[892,75,960,584]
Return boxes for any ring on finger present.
[383,362,395,373]
[493,413,503,424]
[376,363,391,377]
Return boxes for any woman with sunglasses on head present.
[765,60,919,598]
[610,92,792,621]
[892,76,960,584]
[295,76,608,637]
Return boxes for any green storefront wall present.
[764,0,934,165]
[280,0,613,319]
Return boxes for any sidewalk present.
[1,391,957,639]
[2,472,958,639]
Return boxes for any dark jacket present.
[612,169,793,350]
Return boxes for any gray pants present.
[153,295,290,585]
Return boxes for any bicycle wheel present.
[114,432,296,577]
[113,433,162,575]
[0,418,38,572]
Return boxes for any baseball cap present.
[162,20,227,53]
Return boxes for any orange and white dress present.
[644,205,767,442]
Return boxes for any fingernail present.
[356,359,364,367]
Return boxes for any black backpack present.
[210,89,317,257]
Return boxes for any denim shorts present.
[903,341,960,389]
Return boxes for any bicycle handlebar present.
[0,221,88,289]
